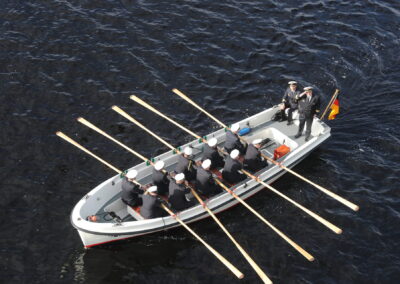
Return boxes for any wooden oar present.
[76,117,273,283]
[128,97,314,261]
[242,170,342,234]
[161,204,245,280]
[130,96,342,234]
[171,88,359,212]
[55,131,244,279]
[214,179,314,261]
[111,105,176,151]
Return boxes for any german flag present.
[328,96,340,120]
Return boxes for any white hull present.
[70,106,331,248]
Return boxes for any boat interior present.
[78,107,327,224]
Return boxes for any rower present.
[140,186,166,219]
[152,160,169,196]
[224,123,247,155]
[222,149,247,184]
[196,159,222,197]
[244,139,268,173]
[202,137,224,169]
[121,170,143,207]
[168,173,194,211]
[175,147,197,182]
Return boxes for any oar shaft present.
[215,179,314,262]
[172,88,227,128]
[111,105,176,151]
[130,95,201,139]
[190,188,272,283]
[77,117,149,162]
[56,131,122,174]
[242,170,342,234]
[161,204,244,279]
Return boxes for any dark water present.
[1,0,400,283]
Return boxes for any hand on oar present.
[171,88,359,212]
[56,131,244,279]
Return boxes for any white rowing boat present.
[71,106,331,248]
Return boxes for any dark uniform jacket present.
[224,131,246,154]
[121,178,143,207]
[152,169,169,196]
[202,144,224,169]
[244,144,268,172]
[222,156,247,184]
[140,194,164,219]
[297,94,321,119]
[282,88,300,109]
[168,180,192,211]
[175,154,197,182]
[196,167,221,196]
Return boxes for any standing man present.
[244,139,268,172]
[152,160,169,196]
[121,170,143,207]
[224,123,247,155]
[281,81,301,125]
[295,87,321,141]
[202,138,224,169]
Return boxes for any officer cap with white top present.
[207,137,218,147]
[147,185,158,193]
[288,81,297,85]
[230,149,240,159]
[202,159,212,169]
[304,86,313,91]
[231,123,240,132]
[175,173,185,181]
[252,138,262,145]
[154,160,164,171]
[184,147,193,155]
[126,169,138,179]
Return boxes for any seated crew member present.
[202,138,224,169]
[222,149,247,184]
[294,86,321,141]
[244,139,268,172]
[168,173,194,211]
[121,170,143,207]
[175,147,197,182]
[152,160,169,196]
[224,123,247,155]
[140,186,166,219]
[280,81,300,125]
[196,159,222,197]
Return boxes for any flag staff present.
[320,89,339,120]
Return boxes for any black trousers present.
[297,117,313,137]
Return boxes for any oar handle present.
[161,204,244,279]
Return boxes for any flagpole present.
[320,89,339,120]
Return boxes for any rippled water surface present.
[1,0,400,283]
